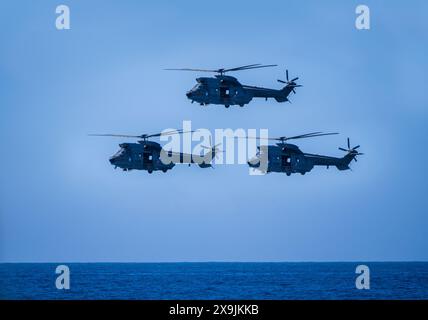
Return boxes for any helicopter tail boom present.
[304,138,362,171]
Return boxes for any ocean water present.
[1,262,427,300]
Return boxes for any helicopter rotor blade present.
[347,138,350,149]
[146,130,178,138]
[166,64,277,74]
[146,129,195,138]
[223,64,277,73]
[272,132,321,141]
[293,132,334,139]
[286,70,289,81]
[164,68,218,73]
[284,132,337,141]
[339,147,348,152]
[290,77,299,82]
[277,79,286,84]
[89,130,194,139]
[222,64,261,72]
[236,132,338,142]
[88,134,143,138]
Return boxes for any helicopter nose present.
[186,91,192,98]
[109,157,116,164]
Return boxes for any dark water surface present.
[1,262,427,299]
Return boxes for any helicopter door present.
[143,152,153,164]
[281,155,292,168]
[219,87,230,98]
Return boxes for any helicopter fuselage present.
[109,141,175,173]
[108,141,215,173]
[186,75,293,108]
[248,143,356,175]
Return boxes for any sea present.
[1,262,427,300]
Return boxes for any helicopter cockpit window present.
[114,148,126,157]
[192,83,201,91]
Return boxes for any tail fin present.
[276,69,302,102]
[274,86,293,102]
[336,153,356,170]
[336,138,363,170]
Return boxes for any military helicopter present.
[165,64,302,108]
[246,132,363,175]
[89,130,221,173]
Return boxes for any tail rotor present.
[201,136,223,162]
[339,138,363,162]
[278,69,302,94]
[277,69,302,103]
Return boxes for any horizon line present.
[1,260,428,264]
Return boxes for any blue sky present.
[0,0,427,262]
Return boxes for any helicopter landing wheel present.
[225,105,230,108]
[286,172,291,176]
[301,172,306,175]
[148,169,153,174]
[239,104,244,107]
[162,169,167,173]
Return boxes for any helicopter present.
[165,64,302,108]
[246,132,363,176]
[89,130,221,173]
